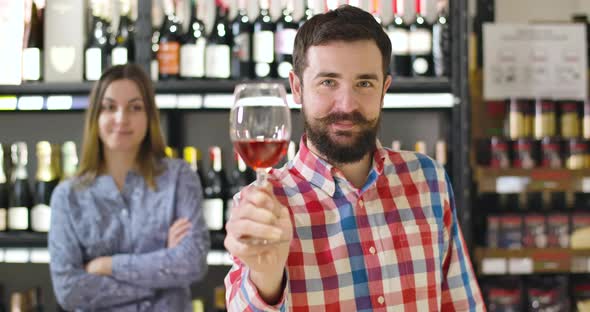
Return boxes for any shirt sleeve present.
[225,255,289,311]
[223,192,289,311]
[111,162,210,289]
[48,183,156,311]
[440,173,486,311]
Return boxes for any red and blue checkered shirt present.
[225,137,485,311]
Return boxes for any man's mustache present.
[316,111,373,126]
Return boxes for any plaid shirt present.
[225,137,484,311]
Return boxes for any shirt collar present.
[288,135,387,196]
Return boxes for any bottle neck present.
[415,0,426,17]
[0,148,5,184]
[210,148,222,172]
[259,0,270,12]
[392,0,404,16]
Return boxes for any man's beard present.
[303,106,380,164]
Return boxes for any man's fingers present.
[226,219,283,242]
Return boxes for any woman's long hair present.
[76,64,166,189]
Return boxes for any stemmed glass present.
[229,83,291,244]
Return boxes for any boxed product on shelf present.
[526,275,570,312]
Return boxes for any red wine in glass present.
[233,139,289,170]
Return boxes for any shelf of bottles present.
[0,0,453,111]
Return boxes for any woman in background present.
[49,64,209,311]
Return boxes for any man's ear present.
[381,74,392,108]
[289,71,302,105]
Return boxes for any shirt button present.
[378,296,385,305]
[121,209,128,217]
[369,246,376,255]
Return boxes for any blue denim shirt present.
[48,158,210,311]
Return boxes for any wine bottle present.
[0,144,7,232]
[435,140,448,171]
[409,0,434,77]
[8,142,32,232]
[370,0,382,24]
[432,1,450,77]
[231,0,254,79]
[183,146,205,187]
[111,0,135,66]
[253,0,276,78]
[85,0,110,81]
[158,0,182,80]
[31,142,58,233]
[180,0,206,79]
[275,0,298,79]
[386,0,411,77]
[213,286,227,312]
[300,0,314,27]
[205,0,231,79]
[61,141,78,180]
[22,0,44,82]
[203,146,228,250]
[151,0,162,81]
[227,150,254,223]
[27,287,43,312]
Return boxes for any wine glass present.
[229,83,291,245]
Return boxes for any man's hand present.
[224,182,293,304]
[167,218,192,248]
[85,256,113,276]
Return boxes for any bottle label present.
[151,59,159,81]
[275,28,296,55]
[85,47,103,81]
[205,44,231,78]
[31,204,51,232]
[203,198,224,230]
[0,208,6,231]
[254,31,274,63]
[233,33,251,62]
[409,29,432,54]
[388,29,410,55]
[8,207,28,230]
[111,47,129,66]
[180,39,206,78]
[158,42,181,75]
[22,48,42,81]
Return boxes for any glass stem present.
[255,168,268,186]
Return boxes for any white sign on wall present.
[483,24,588,100]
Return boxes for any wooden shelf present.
[0,77,451,96]
[474,167,590,193]
[0,232,47,248]
[475,247,590,275]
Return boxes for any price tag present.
[0,96,17,110]
[17,96,44,110]
[481,258,507,274]
[496,176,530,193]
[203,94,234,109]
[382,93,455,108]
[581,178,590,193]
[0,248,4,262]
[177,95,203,109]
[30,248,50,263]
[155,94,177,109]
[508,257,534,274]
[46,95,73,110]
[4,248,30,263]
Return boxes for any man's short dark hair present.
[293,4,392,80]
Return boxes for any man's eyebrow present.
[357,73,379,80]
[314,72,342,79]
